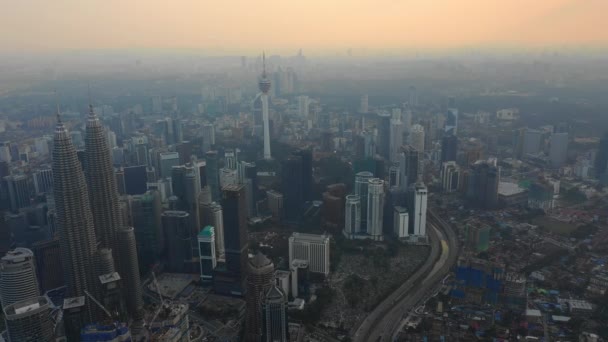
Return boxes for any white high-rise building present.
[409,124,425,153]
[288,233,330,275]
[393,206,409,238]
[441,161,460,193]
[367,178,385,241]
[298,95,309,118]
[207,202,225,261]
[390,109,404,163]
[0,248,39,308]
[198,226,217,281]
[410,182,428,237]
[343,195,361,239]
[225,149,237,170]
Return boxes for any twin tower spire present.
[52,96,142,324]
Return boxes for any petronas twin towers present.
[52,103,142,324]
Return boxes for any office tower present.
[354,171,373,233]
[198,226,217,281]
[202,123,215,152]
[400,146,419,189]
[298,95,309,117]
[266,190,283,221]
[172,164,201,226]
[522,129,542,157]
[123,165,148,195]
[3,296,54,342]
[409,124,425,154]
[205,150,220,201]
[4,174,31,212]
[117,227,143,319]
[159,151,180,179]
[408,182,428,237]
[130,191,163,274]
[85,103,123,258]
[0,248,39,308]
[360,94,369,113]
[162,211,191,273]
[106,130,117,150]
[224,149,237,170]
[408,86,418,107]
[263,286,289,342]
[220,168,238,188]
[221,184,248,293]
[52,112,99,320]
[441,161,460,193]
[393,206,409,238]
[176,141,194,165]
[441,134,458,163]
[596,133,608,180]
[445,108,458,136]
[322,183,346,227]
[466,160,500,209]
[245,252,275,342]
[367,178,385,241]
[361,130,376,158]
[390,109,403,163]
[130,135,149,166]
[259,54,272,160]
[33,167,53,194]
[288,232,330,275]
[146,166,157,183]
[239,161,258,217]
[31,239,64,293]
[295,149,313,202]
[282,156,303,221]
[377,112,391,160]
[343,195,361,239]
[200,201,225,261]
[549,133,568,168]
[388,165,400,188]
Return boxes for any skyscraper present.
[441,134,458,163]
[221,184,248,294]
[32,167,53,195]
[31,239,64,293]
[117,227,143,320]
[0,248,39,308]
[596,133,608,181]
[130,190,163,274]
[445,107,458,136]
[377,112,391,160]
[162,210,192,273]
[262,286,289,342]
[408,182,428,237]
[294,149,313,202]
[282,156,303,221]
[288,233,330,275]
[4,174,31,212]
[3,296,54,342]
[354,171,374,233]
[389,109,403,163]
[205,150,221,201]
[245,252,275,341]
[158,151,180,179]
[343,195,361,239]
[198,226,217,281]
[259,53,272,160]
[466,160,500,209]
[367,178,385,241]
[441,161,460,193]
[409,124,425,154]
[52,111,99,320]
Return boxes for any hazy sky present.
[1,0,607,54]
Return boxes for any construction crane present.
[145,272,165,329]
[84,290,113,319]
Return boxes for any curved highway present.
[353,209,458,342]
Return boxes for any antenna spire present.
[87,82,95,115]
[262,51,267,77]
[54,90,62,123]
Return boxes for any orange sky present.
[1,0,607,53]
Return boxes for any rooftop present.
[498,181,527,196]
[290,232,330,243]
[199,226,214,238]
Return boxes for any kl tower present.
[259,52,272,160]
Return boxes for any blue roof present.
[199,226,214,237]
